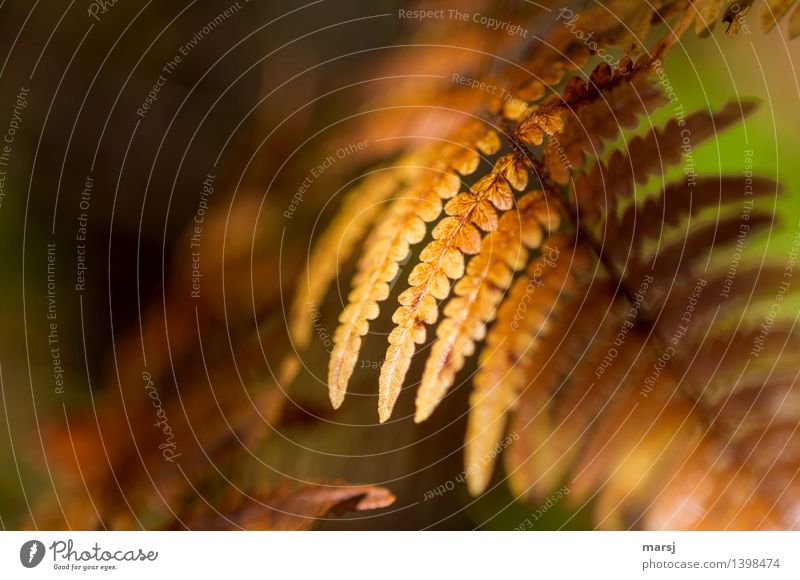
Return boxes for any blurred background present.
[0,0,798,530]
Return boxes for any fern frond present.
[502,279,623,499]
[415,188,561,423]
[289,166,409,347]
[615,176,777,246]
[317,4,700,424]
[294,0,798,530]
[464,235,590,494]
[576,100,758,227]
[328,169,459,408]
[487,83,796,528]
[377,139,519,422]
[328,122,498,411]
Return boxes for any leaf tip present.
[466,471,490,496]
[378,405,392,423]
[414,396,439,423]
[329,383,346,409]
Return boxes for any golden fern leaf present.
[464,234,591,494]
[317,2,698,424]
[328,169,459,408]
[289,166,409,347]
[378,143,518,422]
[328,122,498,410]
[415,186,562,422]
[294,0,799,529]
[336,9,696,424]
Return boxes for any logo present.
[20,540,46,568]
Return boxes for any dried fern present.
[327,169,454,408]
[299,12,695,416]
[416,188,561,423]
[34,0,800,534]
[285,0,800,529]
[289,167,408,347]
[464,234,589,493]
[378,134,507,421]
[325,122,499,413]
